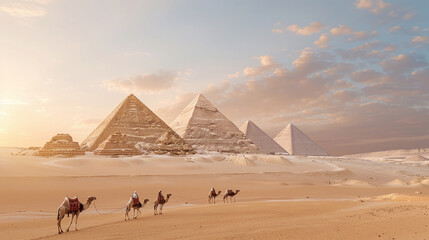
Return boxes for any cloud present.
[380,54,427,74]
[330,25,378,41]
[355,0,415,23]
[0,0,52,17]
[272,28,283,34]
[228,72,241,79]
[0,99,28,105]
[337,40,394,60]
[402,12,416,20]
[389,26,401,33]
[286,22,326,36]
[242,55,280,77]
[355,0,391,14]
[314,33,330,48]
[157,47,429,155]
[412,36,429,44]
[351,69,384,84]
[104,71,178,94]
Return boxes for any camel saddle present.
[211,190,216,196]
[132,197,141,207]
[68,197,81,213]
[227,190,234,195]
[157,195,165,204]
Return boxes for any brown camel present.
[57,196,96,234]
[208,190,222,204]
[125,198,149,221]
[223,189,240,203]
[154,194,171,215]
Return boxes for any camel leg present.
[159,204,163,215]
[136,208,141,218]
[66,213,74,232]
[154,203,158,215]
[57,216,64,234]
[233,196,236,203]
[214,197,216,204]
[125,206,129,221]
[74,212,79,231]
[57,209,64,234]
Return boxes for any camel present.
[154,193,171,215]
[57,196,96,234]
[208,190,222,204]
[125,198,149,221]
[223,189,240,203]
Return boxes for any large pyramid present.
[170,94,258,153]
[81,94,194,155]
[274,123,328,156]
[240,121,288,155]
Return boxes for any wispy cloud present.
[104,71,179,94]
[0,0,52,17]
[0,99,28,105]
[330,24,378,41]
[412,36,429,44]
[286,22,326,36]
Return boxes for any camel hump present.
[227,190,234,195]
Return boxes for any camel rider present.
[132,191,139,199]
[132,191,140,207]
[211,187,216,195]
[158,189,164,202]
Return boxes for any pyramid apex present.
[185,93,216,111]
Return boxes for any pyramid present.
[274,123,328,156]
[240,121,288,155]
[38,133,84,157]
[81,94,194,155]
[170,94,258,153]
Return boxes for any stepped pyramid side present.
[240,121,288,155]
[38,133,84,157]
[170,94,258,153]
[94,132,141,156]
[274,123,328,156]
[82,94,194,155]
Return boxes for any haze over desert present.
[1,0,429,239]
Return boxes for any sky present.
[0,0,428,155]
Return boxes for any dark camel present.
[154,194,171,215]
[223,190,240,203]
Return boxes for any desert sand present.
[1,147,429,239]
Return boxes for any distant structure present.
[38,134,84,157]
[94,132,141,156]
[274,123,328,156]
[170,93,258,153]
[240,120,288,155]
[81,94,194,155]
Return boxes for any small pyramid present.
[38,133,84,157]
[82,94,193,155]
[170,94,258,153]
[240,121,288,155]
[274,123,328,156]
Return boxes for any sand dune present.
[1,147,429,239]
